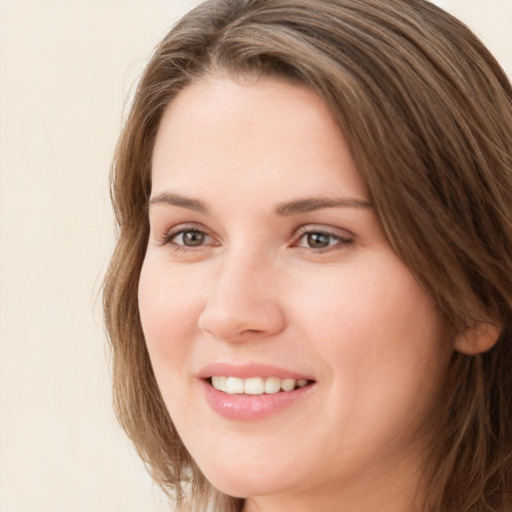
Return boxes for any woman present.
[103,0,512,510]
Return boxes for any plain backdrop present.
[0,1,510,511]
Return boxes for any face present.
[139,76,452,510]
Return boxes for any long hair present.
[103,1,512,510]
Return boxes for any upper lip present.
[198,362,314,381]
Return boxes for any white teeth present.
[264,377,281,394]
[211,376,309,394]
[211,376,227,392]
[225,376,244,394]
[244,377,265,395]
[280,378,296,392]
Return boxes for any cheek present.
[289,257,430,345]
[138,258,204,367]
[289,253,448,402]
[300,253,441,345]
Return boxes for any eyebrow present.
[149,192,208,213]
[149,192,372,215]
[275,197,372,215]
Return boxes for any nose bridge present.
[198,243,285,341]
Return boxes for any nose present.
[197,250,286,343]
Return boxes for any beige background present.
[0,1,510,511]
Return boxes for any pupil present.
[183,231,204,246]
[307,232,330,248]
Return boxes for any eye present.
[158,226,216,249]
[173,229,208,247]
[294,227,353,251]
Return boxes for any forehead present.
[151,76,368,206]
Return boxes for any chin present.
[202,464,296,499]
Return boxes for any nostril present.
[197,282,286,342]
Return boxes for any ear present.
[455,321,502,355]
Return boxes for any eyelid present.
[292,224,354,250]
[294,224,354,239]
[156,223,216,247]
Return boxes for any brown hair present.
[104,1,512,510]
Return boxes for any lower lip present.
[201,380,314,420]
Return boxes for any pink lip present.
[200,380,314,420]
[197,362,316,421]
[198,362,313,380]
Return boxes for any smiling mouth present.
[209,376,314,395]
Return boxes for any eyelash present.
[293,226,353,252]
[157,224,214,251]
[157,224,353,253]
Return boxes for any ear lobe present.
[455,322,502,355]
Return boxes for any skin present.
[139,76,453,512]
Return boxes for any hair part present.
[104,1,512,510]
